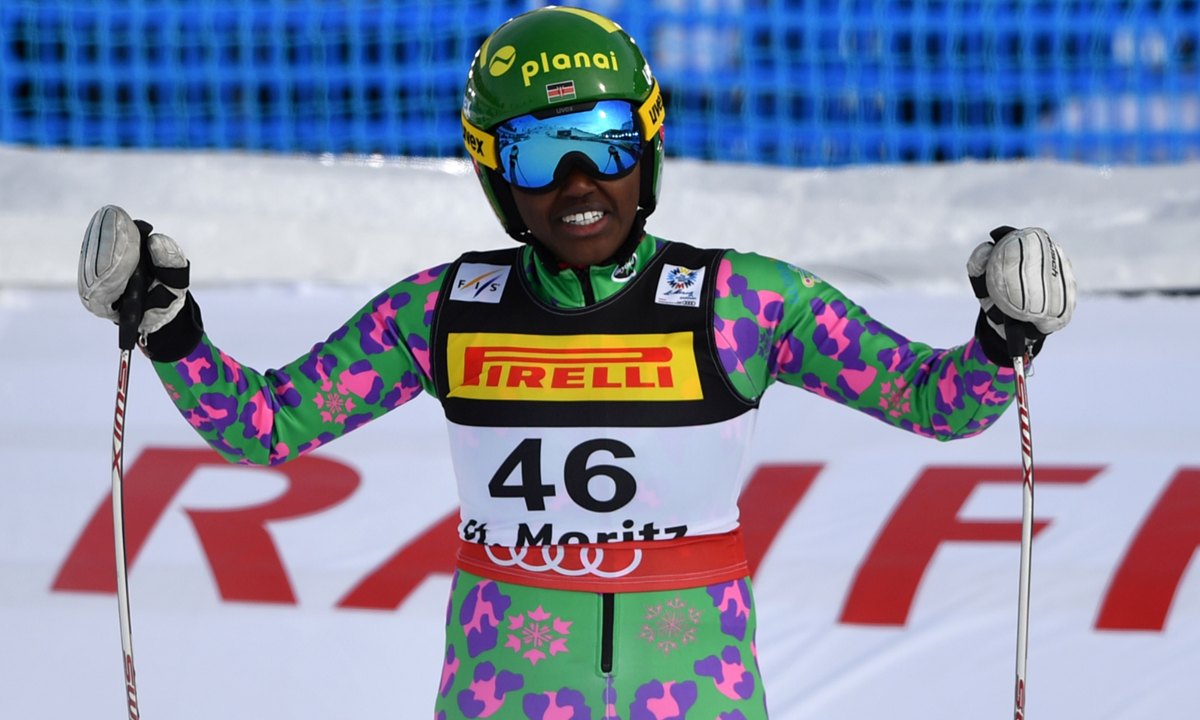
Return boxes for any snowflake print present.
[313,381,355,424]
[757,327,772,359]
[878,376,911,418]
[504,606,572,666]
[522,620,551,647]
[639,594,703,656]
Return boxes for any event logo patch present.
[449,263,511,304]
[655,265,705,307]
[546,80,577,103]
[446,332,702,401]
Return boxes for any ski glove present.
[967,226,1076,366]
[78,205,204,361]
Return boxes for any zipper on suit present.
[600,592,615,673]
[573,267,596,306]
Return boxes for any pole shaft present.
[113,349,141,720]
[1012,351,1034,720]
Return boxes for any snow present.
[2,144,1199,720]
[3,144,1198,293]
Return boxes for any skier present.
[508,144,524,187]
[77,7,1076,719]
[606,143,625,174]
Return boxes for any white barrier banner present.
[2,288,1198,720]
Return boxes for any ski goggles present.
[462,81,664,192]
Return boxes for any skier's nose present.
[558,167,599,198]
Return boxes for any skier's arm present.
[76,205,444,465]
[713,250,1016,441]
[148,265,447,466]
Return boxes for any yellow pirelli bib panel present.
[446,332,702,402]
[432,242,754,430]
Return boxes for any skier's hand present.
[968,225,1076,337]
[967,226,1076,366]
[79,205,202,360]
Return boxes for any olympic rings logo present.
[484,545,643,578]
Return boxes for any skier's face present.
[510,164,641,267]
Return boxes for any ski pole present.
[1007,319,1034,720]
[113,221,152,720]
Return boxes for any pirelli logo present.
[446,332,702,401]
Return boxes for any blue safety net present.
[2,1,1197,165]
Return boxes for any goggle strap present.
[636,81,665,141]
[462,115,499,170]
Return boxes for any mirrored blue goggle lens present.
[494,100,644,190]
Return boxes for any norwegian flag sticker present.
[546,80,576,103]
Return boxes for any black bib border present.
[431,239,759,428]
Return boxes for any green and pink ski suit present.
[153,233,1016,720]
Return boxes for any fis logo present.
[449,263,511,304]
[655,265,705,308]
[446,332,702,401]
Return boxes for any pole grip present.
[117,221,153,351]
[1005,317,1027,362]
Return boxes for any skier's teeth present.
[562,210,605,226]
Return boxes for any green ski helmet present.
[462,6,665,242]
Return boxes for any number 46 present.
[488,438,637,514]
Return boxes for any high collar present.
[520,233,663,309]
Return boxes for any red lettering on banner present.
[52,453,814,611]
[53,447,359,604]
[184,456,359,603]
[337,510,460,610]
[55,448,198,594]
[839,466,1102,626]
[1096,468,1200,631]
[47,454,1200,625]
[739,464,822,577]
[335,464,819,610]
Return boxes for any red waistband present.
[456,529,749,593]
